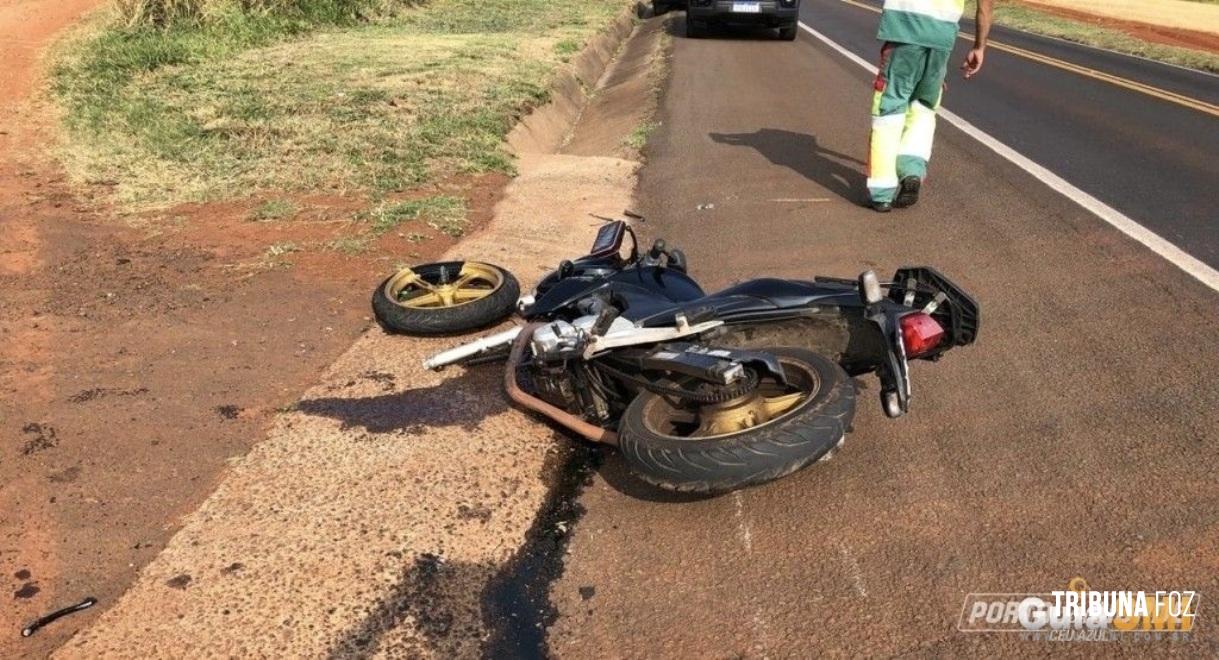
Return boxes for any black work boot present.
[894,176,922,208]
[871,200,893,213]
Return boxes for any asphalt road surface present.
[803,0,1219,271]
[548,6,1219,656]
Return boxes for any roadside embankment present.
[58,9,672,656]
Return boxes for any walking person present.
[867,0,994,212]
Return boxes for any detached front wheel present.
[618,347,855,494]
[372,261,519,335]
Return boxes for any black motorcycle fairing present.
[632,278,865,328]
[528,265,874,330]
[527,266,705,320]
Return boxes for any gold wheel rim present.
[385,262,504,309]
[641,356,819,440]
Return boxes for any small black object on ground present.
[21,597,97,637]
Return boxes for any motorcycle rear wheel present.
[618,347,855,494]
[372,261,519,335]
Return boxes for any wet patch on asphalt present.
[481,439,603,657]
[317,438,604,658]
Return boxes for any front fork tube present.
[865,305,911,418]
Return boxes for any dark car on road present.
[661,0,801,40]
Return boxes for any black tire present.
[618,347,855,494]
[371,261,520,335]
[778,25,798,41]
[686,19,705,38]
[651,0,669,15]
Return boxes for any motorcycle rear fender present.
[889,266,980,348]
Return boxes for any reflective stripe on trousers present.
[867,42,950,203]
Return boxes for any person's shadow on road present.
[710,129,866,204]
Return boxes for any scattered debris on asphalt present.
[21,597,97,638]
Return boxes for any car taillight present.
[900,312,945,358]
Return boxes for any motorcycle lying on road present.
[372,219,979,493]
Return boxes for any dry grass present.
[1019,0,1219,35]
[970,1,1219,72]
[54,0,626,210]
[114,0,414,27]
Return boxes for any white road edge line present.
[797,21,1219,294]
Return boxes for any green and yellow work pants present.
[867,42,951,204]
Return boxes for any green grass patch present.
[250,198,297,220]
[554,38,582,60]
[970,1,1219,73]
[624,121,658,151]
[115,0,415,28]
[53,0,627,210]
[361,194,466,236]
[326,236,370,254]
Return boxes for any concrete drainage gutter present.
[506,8,638,155]
[57,5,665,658]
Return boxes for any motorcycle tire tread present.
[617,348,856,494]
[371,265,520,336]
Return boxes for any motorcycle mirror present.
[668,248,688,273]
[859,270,883,305]
[649,239,667,259]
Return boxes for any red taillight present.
[900,312,945,358]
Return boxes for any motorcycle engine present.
[527,318,617,422]
[530,363,580,412]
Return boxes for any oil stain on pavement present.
[326,442,602,658]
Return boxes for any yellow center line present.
[836,0,1219,118]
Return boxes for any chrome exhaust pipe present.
[422,326,522,371]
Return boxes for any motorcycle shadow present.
[296,364,722,503]
[296,365,506,435]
